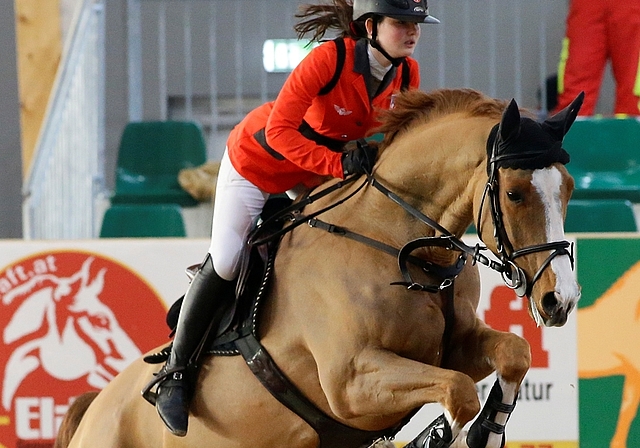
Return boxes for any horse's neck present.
[373,127,487,237]
[329,155,485,266]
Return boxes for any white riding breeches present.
[209,149,270,281]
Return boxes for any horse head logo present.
[2,256,142,411]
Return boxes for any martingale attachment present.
[390,236,466,292]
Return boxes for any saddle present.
[146,195,412,448]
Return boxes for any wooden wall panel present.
[14,0,62,177]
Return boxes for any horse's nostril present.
[541,292,559,316]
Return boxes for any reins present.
[246,175,363,246]
[248,135,575,298]
[247,165,503,293]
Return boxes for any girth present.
[201,238,414,448]
[235,333,409,448]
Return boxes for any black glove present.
[341,139,378,176]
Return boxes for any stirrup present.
[141,365,187,406]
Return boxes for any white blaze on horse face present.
[531,167,581,309]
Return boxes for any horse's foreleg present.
[445,324,531,448]
[463,376,517,448]
[319,347,480,440]
[404,375,520,448]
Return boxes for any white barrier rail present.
[22,0,106,240]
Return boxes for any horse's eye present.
[506,190,523,203]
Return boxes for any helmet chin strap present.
[369,19,404,67]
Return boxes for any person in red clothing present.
[149,0,438,437]
[554,0,640,115]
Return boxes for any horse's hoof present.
[403,414,452,448]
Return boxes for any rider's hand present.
[341,140,378,176]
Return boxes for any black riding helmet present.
[352,0,439,65]
[353,0,440,24]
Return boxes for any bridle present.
[476,133,575,298]
[248,136,575,299]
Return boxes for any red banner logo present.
[484,285,550,368]
[0,251,169,447]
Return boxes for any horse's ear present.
[543,91,584,140]
[4,293,48,344]
[498,98,521,149]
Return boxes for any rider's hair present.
[294,0,363,42]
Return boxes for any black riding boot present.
[155,253,235,437]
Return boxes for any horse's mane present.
[54,391,99,448]
[377,88,508,147]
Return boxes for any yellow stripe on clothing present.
[634,48,640,96]
[556,37,570,95]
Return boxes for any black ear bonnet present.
[486,92,584,174]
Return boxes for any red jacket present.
[227,37,420,193]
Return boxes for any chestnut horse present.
[59,88,583,448]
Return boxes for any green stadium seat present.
[563,117,640,202]
[111,121,207,207]
[100,204,187,238]
[564,199,638,233]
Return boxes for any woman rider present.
[150,0,438,437]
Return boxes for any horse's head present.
[475,93,584,327]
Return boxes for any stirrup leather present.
[141,365,187,406]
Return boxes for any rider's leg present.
[155,254,235,436]
[155,149,269,436]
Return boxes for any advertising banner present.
[576,236,640,448]
[0,239,208,448]
[0,236,638,447]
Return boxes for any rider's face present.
[368,17,421,61]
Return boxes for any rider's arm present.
[264,41,345,180]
